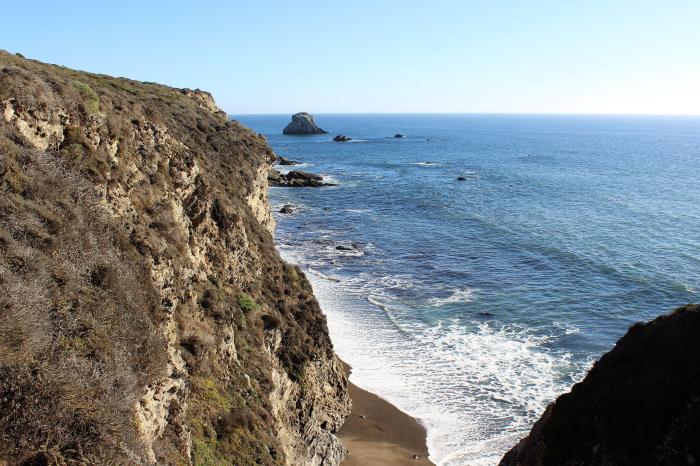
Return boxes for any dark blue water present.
[235,114,700,465]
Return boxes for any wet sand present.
[338,361,433,466]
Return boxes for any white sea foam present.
[428,288,477,306]
[322,175,340,185]
[412,162,443,167]
[343,208,373,214]
[275,162,311,174]
[307,267,341,282]
[279,256,590,466]
[553,321,583,335]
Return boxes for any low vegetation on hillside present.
[0,51,348,465]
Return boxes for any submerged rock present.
[283,112,327,135]
[500,304,700,466]
[394,133,404,138]
[333,135,352,142]
[277,156,299,166]
[279,204,295,214]
[457,176,467,181]
[269,169,335,188]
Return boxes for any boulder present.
[333,135,352,142]
[279,204,295,214]
[283,112,327,135]
[457,176,467,181]
[394,133,404,138]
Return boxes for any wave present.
[275,162,312,173]
[412,162,443,167]
[322,175,340,185]
[428,288,477,306]
[299,266,589,466]
[343,208,373,214]
[306,266,341,283]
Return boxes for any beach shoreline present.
[338,360,434,466]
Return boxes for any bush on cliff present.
[0,51,348,465]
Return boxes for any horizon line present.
[229,111,700,117]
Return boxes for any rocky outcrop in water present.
[500,304,700,466]
[332,135,351,142]
[277,156,299,166]
[269,169,336,188]
[0,51,349,466]
[283,112,327,135]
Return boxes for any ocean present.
[234,114,700,465]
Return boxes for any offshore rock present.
[269,169,336,188]
[277,156,299,166]
[283,112,327,135]
[500,304,700,466]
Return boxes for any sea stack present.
[283,112,328,135]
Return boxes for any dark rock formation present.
[457,176,467,181]
[394,133,404,138]
[500,304,700,466]
[333,135,351,142]
[269,169,336,188]
[279,204,295,214]
[277,156,299,166]
[283,112,327,135]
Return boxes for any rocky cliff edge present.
[0,51,349,465]
[500,304,700,466]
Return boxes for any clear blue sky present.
[2,1,699,114]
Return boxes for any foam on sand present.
[287,257,589,466]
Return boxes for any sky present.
[2,1,699,115]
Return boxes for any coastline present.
[338,360,433,466]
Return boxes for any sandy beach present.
[338,361,433,466]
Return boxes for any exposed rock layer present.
[500,304,700,466]
[0,51,349,465]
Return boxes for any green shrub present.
[71,81,100,114]
[237,293,259,313]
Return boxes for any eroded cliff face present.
[0,51,349,465]
[500,304,700,466]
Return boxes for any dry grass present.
[0,51,343,465]
[0,131,167,463]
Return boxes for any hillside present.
[0,51,349,465]
[500,304,700,466]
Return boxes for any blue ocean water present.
[235,114,700,465]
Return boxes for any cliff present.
[500,304,700,466]
[0,51,349,465]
